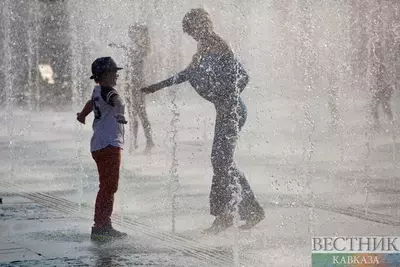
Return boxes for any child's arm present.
[109,95,127,124]
[76,100,93,124]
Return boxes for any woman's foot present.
[239,210,265,230]
[203,215,234,234]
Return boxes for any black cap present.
[90,57,123,79]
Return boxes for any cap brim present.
[90,67,122,79]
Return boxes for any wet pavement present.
[0,196,215,267]
[1,189,400,267]
[1,105,400,266]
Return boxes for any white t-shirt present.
[90,85,125,152]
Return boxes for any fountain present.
[1,0,400,266]
[3,0,15,189]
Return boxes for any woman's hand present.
[140,84,158,94]
[76,113,86,124]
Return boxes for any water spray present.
[363,131,372,216]
[303,101,316,236]
[168,31,183,234]
[389,98,398,220]
[26,2,35,112]
[33,2,41,111]
[22,0,39,140]
[296,0,317,237]
[230,59,245,267]
[390,121,399,220]
[119,49,132,228]
[224,6,253,265]
[169,77,180,234]
[362,2,379,218]
[3,0,15,188]
[69,9,86,214]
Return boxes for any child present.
[76,57,128,241]
[141,8,265,233]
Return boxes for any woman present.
[141,8,264,233]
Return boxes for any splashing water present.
[226,49,246,267]
[2,1,400,266]
[168,86,180,234]
[168,30,184,235]
[3,0,16,187]
[294,0,317,237]
[69,10,86,213]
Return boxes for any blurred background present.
[1,0,398,112]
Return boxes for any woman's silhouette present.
[141,8,264,233]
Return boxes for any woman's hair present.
[182,8,213,35]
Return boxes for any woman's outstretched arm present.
[141,65,192,94]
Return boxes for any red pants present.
[91,145,121,228]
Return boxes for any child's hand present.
[76,112,86,124]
